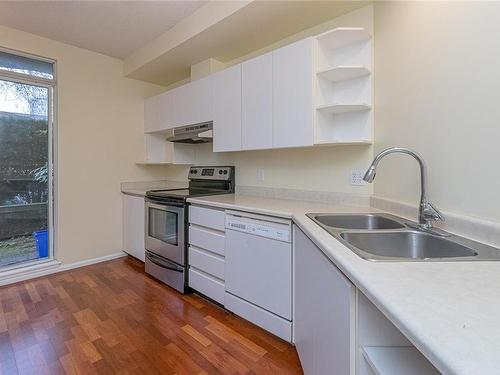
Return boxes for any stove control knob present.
[219,170,223,175]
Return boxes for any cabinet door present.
[171,76,212,127]
[273,39,314,148]
[144,95,157,133]
[145,90,176,132]
[212,64,242,152]
[241,52,273,150]
[122,195,145,262]
[294,226,355,375]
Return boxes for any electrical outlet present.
[256,169,265,182]
[350,170,366,186]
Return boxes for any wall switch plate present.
[256,169,265,182]
[350,170,366,186]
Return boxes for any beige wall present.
[0,25,168,264]
[374,2,500,222]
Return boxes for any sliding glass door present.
[0,49,55,268]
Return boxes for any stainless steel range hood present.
[166,122,213,144]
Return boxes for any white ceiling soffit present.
[124,0,370,86]
[0,1,207,59]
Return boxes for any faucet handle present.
[422,202,445,223]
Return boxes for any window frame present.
[0,46,57,267]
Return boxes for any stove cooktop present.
[146,188,229,200]
[146,166,234,203]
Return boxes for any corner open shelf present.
[362,346,440,375]
[317,103,371,114]
[316,27,371,50]
[317,66,370,82]
[314,25,373,146]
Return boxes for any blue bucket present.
[33,230,49,258]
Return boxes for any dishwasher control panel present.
[226,215,291,242]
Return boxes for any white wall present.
[0,25,168,264]
[374,2,500,222]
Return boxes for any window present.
[0,50,54,80]
[0,48,55,268]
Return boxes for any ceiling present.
[125,1,370,85]
[0,0,371,86]
[0,1,206,58]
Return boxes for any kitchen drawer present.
[189,205,225,231]
[189,246,225,280]
[189,226,225,256]
[189,268,225,305]
[225,292,292,342]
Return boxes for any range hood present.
[165,122,213,144]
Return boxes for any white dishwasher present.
[225,211,293,341]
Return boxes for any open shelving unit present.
[317,103,371,114]
[136,132,196,166]
[314,139,373,146]
[361,346,440,375]
[314,26,373,145]
[317,65,370,82]
[316,27,371,50]
[135,161,181,166]
[357,293,440,375]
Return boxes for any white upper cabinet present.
[144,90,172,133]
[144,76,212,133]
[212,64,242,152]
[144,26,370,150]
[273,38,314,149]
[171,76,212,128]
[241,52,273,150]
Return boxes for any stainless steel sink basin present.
[308,213,405,230]
[307,212,500,262]
[340,231,477,260]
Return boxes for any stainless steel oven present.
[145,199,186,293]
[145,200,185,264]
[144,166,235,294]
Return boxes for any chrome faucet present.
[363,147,445,231]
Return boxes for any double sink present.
[307,213,500,261]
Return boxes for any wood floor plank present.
[0,256,303,374]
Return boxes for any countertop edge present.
[187,197,294,219]
[121,190,146,198]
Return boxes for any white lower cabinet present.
[294,226,440,375]
[188,268,225,305]
[122,194,145,262]
[187,206,294,341]
[187,205,226,304]
[294,226,356,375]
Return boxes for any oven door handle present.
[146,252,184,273]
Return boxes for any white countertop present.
[187,193,500,375]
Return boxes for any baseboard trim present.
[58,252,127,272]
[0,251,127,287]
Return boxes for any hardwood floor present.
[0,256,303,375]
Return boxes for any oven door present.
[145,200,185,265]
